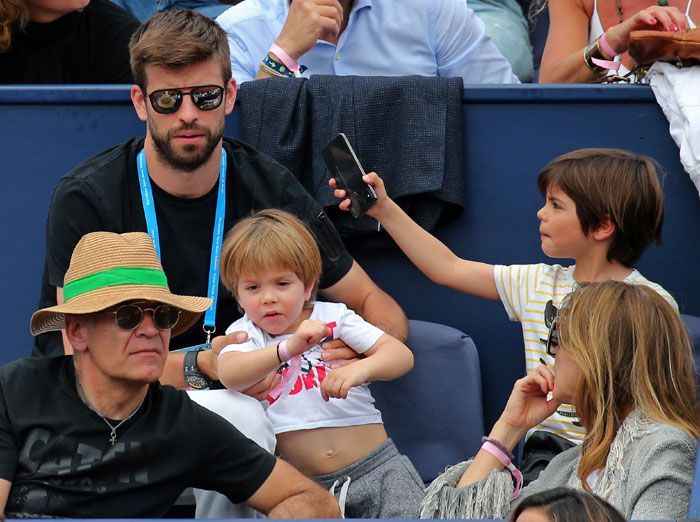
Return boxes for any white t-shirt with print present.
[220,301,384,434]
[494,263,677,444]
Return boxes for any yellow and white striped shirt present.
[493,263,677,444]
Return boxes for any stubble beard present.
[149,118,224,173]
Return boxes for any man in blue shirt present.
[216,0,520,84]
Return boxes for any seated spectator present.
[511,487,626,522]
[109,0,238,22]
[216,0,519,85]
[469,0,535,81]
[420,281,700,520]
[538,0,697,82]
[0,0,139,84]
[217,209,424,518]
[0,231,340,518]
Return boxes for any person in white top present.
[538,0,698,82]
[332,147,678,483]
[217,209,424,518]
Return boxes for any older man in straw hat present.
[0,231,339,519]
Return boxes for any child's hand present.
[288,319,331,356]
[320,364,370,401]
[330,171,390,220]
[242,371,283,400]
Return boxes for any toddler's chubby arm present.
[331,173,499,300]
[320,333,413,401]
[218,320,331,391]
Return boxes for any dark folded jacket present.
[238,75,464,235]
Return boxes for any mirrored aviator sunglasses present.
[108,304,181,331]
[148,85,225,114]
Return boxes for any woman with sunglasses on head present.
[421,281,700,520]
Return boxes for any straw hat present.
[31,232,212,337]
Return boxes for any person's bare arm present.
[332,174,499,301]
[320,333,413,400]
[256,0,343,79]
[320,261,409,342]
[540,0,689,83]
[0,478,11,514]
[246,459,340,517]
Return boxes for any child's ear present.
[304,285,313,303]
[592,216,616,241]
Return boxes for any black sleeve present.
[89,0,139,84]
[45,177,107,289]
[190,404,277,504]
[232,144,354,289]
[0,370,17,482]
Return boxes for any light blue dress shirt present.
[217,0,519,85]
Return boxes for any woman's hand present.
[330,171,392,220]
[498,365,562,438]
[606,6,689,55]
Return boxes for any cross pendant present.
[109,431,117,446]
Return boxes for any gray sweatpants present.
[313,438,425,518]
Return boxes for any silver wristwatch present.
[184,350,212,390]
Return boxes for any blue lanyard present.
[136,148,227,343]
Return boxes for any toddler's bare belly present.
[276,423,388,476]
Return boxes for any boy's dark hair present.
[510,487,625,522]
[128,9,232,90]
[537,148,664,267]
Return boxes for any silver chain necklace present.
[75,372,145,446]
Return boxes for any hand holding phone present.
[321,133,378,218]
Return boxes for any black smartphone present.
[321,133,378,218]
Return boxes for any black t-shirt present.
[0,0,138,84]
[35,137,353,355]
[0,356,277,517]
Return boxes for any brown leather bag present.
[628,28,700,67]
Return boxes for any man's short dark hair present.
[129,9,232,89]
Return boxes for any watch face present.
[186,374,210,390]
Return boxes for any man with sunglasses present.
[0,231,339,518]
[36,8,407,389]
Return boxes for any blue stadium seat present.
[682,314,700,384]
[371,319,484,485]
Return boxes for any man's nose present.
[178,94,199,122]
[135,310,159,336]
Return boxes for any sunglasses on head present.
[546,316,559,356]
[147,85,225,114]
[106,303,181,331]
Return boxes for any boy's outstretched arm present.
[320,333,413,401]
[331,173,499,300]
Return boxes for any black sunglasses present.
[106,303,181,331]
[147,85,225,114]
[546,316,559,356]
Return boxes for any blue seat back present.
[371,320,484,484]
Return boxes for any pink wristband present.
[481,440,523,500]
[599,33,618,59]
[277,339,293,362]
[270,44,300,73]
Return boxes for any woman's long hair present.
[558,281,700,489]
[0,0,28,53]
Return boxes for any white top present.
[221,301,384,434]
[493,263,677,443]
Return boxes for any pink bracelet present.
[481,440,523,500]
[270,43,300,73]
[277,339,293,362]
[599,33,618,59]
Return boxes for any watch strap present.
[184,349,212,390]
